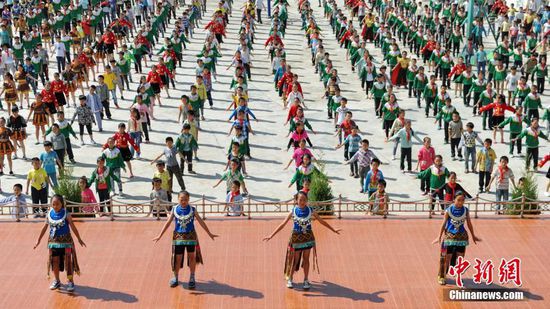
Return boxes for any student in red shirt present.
[479,94,515,144]
[104,123,140,178]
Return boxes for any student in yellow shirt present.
[475,138,497,193]
[195,76,207,120]
[153,161,172,201]
[26,157,53,217]
[103,65,121,108]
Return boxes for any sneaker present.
[303,280,311,290]
[392,155,396,160]
[286,279,293,289]
[189,170,197,174]
[354,174,359,178]
[188,278,196,289]
[80,141,85,146]
[49,280,61,290]
[511,154,516,158]
[438,276,446,285]
[12,154,17,160]
[66,281,75,292]
[169,277,178,288]
[70,159,76,164]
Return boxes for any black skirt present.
[151,83,161,94]
[55,92,67,106]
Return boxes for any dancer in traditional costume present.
[0,117,15,174]
[152,191,218,289]
[433,192,481,285]
[7,106,27,159]
[33,194,86,292]
[263,191,341,290]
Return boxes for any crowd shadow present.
[59,285,138,303]
[302,281,387,302]
[189,280,264,299]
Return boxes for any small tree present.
[308,160,334,215]
[54,167,82,213]
[509,172,539,215]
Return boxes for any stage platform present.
[0,217,548,308]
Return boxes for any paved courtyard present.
[0,0,548,207]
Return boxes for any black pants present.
[206,90,213,107]
[348,151,358,174]
[365,80,373,96]
[478,171,491,190]
[509,132,522,155]
[65,137,74,160]
[98,188,111,212]
[399,147,412,170]
[31,187,48,213]
[256,9,262,23]
[54,149,65,167]
[142,120,149,141]
[167,164,186,191]
[443,121,450,143]
[102,100,111,119]
[420,169,430,193]
[526,147,539,170]
[179,150,193,173]
[537,77,545,94]
[450,138,462,158]
[430,189,444,211]
[463,84,472,106]
[78,123,93,136]
[56,56,66,73]
[374,97,382,117]
[526,108,539,122]
[425,97,435,117]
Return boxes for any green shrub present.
[308,160,334,215]
[54,167,82,213]
[508,172,539,215]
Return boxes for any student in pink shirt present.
[79,176,98,215]
[284,139,315,170]
[416,137,436,195]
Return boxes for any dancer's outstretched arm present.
[263,212,292,241]
[152,213,174,242]
[312,212,341,234]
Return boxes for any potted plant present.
[54,167,82,213]
[307,160,334,215]
[508,172,539,215]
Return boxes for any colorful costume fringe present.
[284,231,319,280]
[171,230,203,271]
[47,233,81,278]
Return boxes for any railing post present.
[520,193,525,218]
[202,195,206,220]
[428,194,435,219]
[155,197,160,221]
[15,198,20,222]
[338,194,342,219]
[247,197,251,220]
[110,198,115,221]
[474,194,479,219]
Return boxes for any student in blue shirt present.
[39,141,63,188]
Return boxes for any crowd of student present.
[0,0,548,220]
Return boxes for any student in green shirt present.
[498,108,529,157]
[469,72,486,115]
[534,58,547,94]
[416,154,449,214]
[512,118,549,170]
[413,66,427,108]
[476,82,497,130]
[381,93,400,139]
[407,59,418,98]
[434,98,456,144]
[175,124,198,174]
[523,85,542,121]
[423,75,438,117]
[370,74,386,117]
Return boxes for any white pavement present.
[0,0,548,206]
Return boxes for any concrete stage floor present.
[0,216,548,308]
